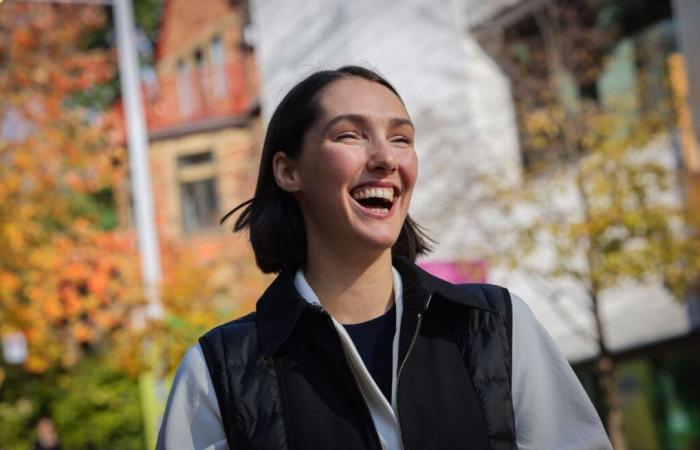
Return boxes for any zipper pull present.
[308,302,327,315]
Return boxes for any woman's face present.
[281,77,418,257]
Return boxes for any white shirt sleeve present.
[511,294,613,450]
[156,344,229,450]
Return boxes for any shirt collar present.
[293,266,404,311]
[255,256,494,357]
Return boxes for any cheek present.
[307,145,363,184]
[399,150,418,190]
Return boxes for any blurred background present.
[1,0,699,448]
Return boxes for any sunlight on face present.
[293,77,418,257]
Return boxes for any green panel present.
[617,360,661,450]
[654,357,700,450]
[554,69,581,115]
[598,37,640,115]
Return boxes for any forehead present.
[316,77,409,121]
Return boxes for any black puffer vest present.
[199,257,516,450]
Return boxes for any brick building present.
[117,0,268,317]
[119,0,260,262]
[146,0,258,246]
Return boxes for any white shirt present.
[157,270,612,450]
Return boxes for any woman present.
[157,66,612,450]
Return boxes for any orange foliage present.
[0,3,145,373]
[142,241,268,375]
[0,2,268,378]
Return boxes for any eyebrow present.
[322,114,415,133]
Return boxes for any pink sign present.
[417,260,488,284]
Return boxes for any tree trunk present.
[573,132,627,448]
[597,354,626,450]
[591,291,627,450]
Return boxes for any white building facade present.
[248,0,696,364]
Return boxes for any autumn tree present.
[476,1,700,448]
[0,2,153,377]
[0,4,154,448]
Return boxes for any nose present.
[367,138,398,174]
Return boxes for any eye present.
[333,131,362,142]
[391,135,414,145]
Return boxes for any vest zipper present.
[394,293,431,450]
[313,303,384,450]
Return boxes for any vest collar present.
[256,256,495,357]
[392,256,495,313]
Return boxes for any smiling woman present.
[156,67,613,450]
[222,67,430,277]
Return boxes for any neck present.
[304,244,394,325]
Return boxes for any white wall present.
[250,0,521,258]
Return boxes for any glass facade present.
[575,342,700,450]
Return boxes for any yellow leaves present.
[61,286,83,316]
[0,3,141,376]
[0,272,21,296]
[25,355,50,374]
[63,261,88,282]
[71,322,94,343]
[524,108,562,149]
[0,228,146,373]
[484,103,700,297]
[147,243,266,374]
[1,169,22,195]
[1,223,26,252]
[87,268,109,298]
[41,297,64,323]
[91,310,120,330]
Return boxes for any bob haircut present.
[222,65,432,274]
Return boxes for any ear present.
[273,151,302,193]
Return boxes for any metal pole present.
[113,0,162,318]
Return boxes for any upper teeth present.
[352,187,394,202]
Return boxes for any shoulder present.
[457,283,513,329]
[459,283,512,310]
[507,293,613,449]
[202,311,258,338]
[157,344,228,449]
[170,344,214,397]
[508,292,550,341]
[508,291,574,386]
[198,311,260,375]
[200,312,258,350]
[180,342,209,376]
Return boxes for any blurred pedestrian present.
[157,66,612,449]
[34,417,60,450]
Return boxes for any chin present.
[353,228,401,253]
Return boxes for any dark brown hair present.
[222,66,432,273]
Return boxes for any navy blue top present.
[342,305,396,402]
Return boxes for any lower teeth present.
[369,207,389,213]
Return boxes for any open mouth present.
[350,186,396,215]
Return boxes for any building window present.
[177,151,219,233]
[193,48,209,109]
[210,36,227,99]
[176,59,193,117]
